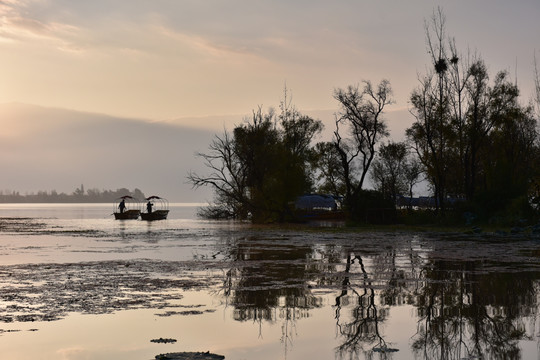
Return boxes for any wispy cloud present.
[0,0,83,52]
[154,23,270,65]
[0,0,538,121]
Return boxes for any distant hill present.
[0,103,215,202]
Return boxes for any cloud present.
[0,0,83,52]
[157,25,248,58]
[0,0,538,121]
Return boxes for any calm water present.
[0,204,538,360]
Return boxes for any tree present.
[278,87,324,206]
[530,52,540,209]
[402,157,423,210]
[408,8,539,222]
[407,74,452,214]
[475,73,538,217]
[232,108,282,221]
[188,127,250,219]
[534,51,540,117]
[461,59,490,200]
[313,141,346,197]
[188,91,323,222]
[370,141,408,204]
[333,79,393,218]
[407,8,454,216]
[73,184,85,197]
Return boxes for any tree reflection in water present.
[214,232,539,360]
[218,236,323,357]
[412,260,534,359]
[333,253,397,359]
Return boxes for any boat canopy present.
[141,195,169,220]
[143,196,169,211]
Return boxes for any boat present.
[140,196,169,220]
[113,195,141,220]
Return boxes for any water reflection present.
[333,253,398,359]
[0,212,538,359]
[415,259,540,359]
[216,232,539,359]
[221,237,322,320]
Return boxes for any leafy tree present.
[370,141,408,204]
[475,74,538,218]
[402,157,423,210]
[278,88,324,209]
[407,8,539,221]
[189,92,322,223]
[530,53,540,210]
[232,109,282,221]
[312,141,346,197]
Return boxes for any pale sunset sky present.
[0,0,539,201]
[1,0,539,122]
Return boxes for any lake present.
[0,203,538,359]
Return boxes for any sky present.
[0,103,217,201]
[0,0,539,200]
[1,0,539,122]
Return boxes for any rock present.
[155,351,225,360]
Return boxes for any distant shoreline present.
[0,187,146,204]
[0,200,123,204]
[0,201,207,206]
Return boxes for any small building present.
[293,194,344,222]
[295,194,339,211]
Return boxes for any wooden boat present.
[140,196,169,220]
[113,195,141,220]
[114,209,141,220]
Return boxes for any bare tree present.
[408,8,458,215]
[188,129,250,219]
[333,79,394,214]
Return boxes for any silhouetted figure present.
[119,199,126,213]
[146,201,153,213]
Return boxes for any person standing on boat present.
[146,201,153,213]
[119,199,126,213]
